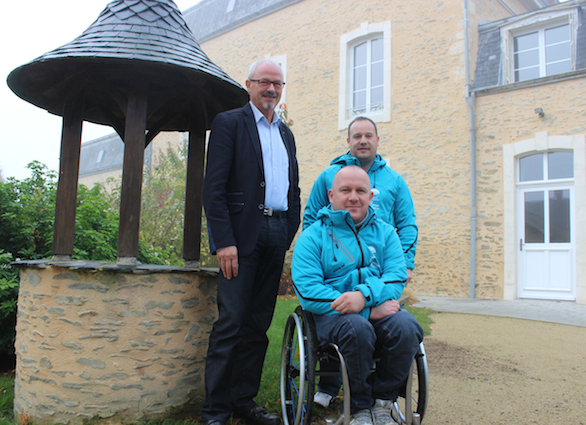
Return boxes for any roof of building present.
[472,1,586,90]
[182,0,302,43]
[79,133,152,178]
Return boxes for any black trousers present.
[201,214,288,422]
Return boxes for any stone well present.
[12,260,218,424]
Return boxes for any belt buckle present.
[263,207,274,216]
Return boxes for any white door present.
[517,152,575,300]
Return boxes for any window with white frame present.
[501,7,578,84]
[339,21,391,130]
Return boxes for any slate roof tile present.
[129,2,150,13]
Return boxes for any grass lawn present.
[0,296,434,424]
[0,372,14,425]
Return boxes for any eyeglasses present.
[249,79,285,89]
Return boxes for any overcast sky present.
[1,0,200,181]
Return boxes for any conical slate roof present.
[7,0,249,131]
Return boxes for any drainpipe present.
[464,0,477,299]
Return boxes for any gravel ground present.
[412,312,586,425]
[318,311,586,425]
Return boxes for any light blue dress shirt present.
[250,102,290,211]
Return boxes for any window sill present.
[472,69,586,97]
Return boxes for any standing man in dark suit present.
[201,59,300,425]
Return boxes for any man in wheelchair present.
[291,166,424,425]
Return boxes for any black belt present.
[263,207,286,218]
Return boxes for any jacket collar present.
[330,152,387,172]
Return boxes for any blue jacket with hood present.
[292,206,408,319]
[302,153,418,270]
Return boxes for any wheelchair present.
[280,304,428,425]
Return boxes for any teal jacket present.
[302,153,417,270]
[292,206,407,319]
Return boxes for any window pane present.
[371,38,383,62]
[371,86,384,105]
[548,151,574,179]
[354,42,367,66]
[516,67,540,82]
[549,189,570,243]
[545,42,570,63]
[354,66,367,90]
[371,61,384,87]
[525,191,544,243]
[545,24,569,45]
[353,90,366,109]
[546,60,572,76]
[519,154,543,181]
[515,32,538,51]
[515,49,539,69]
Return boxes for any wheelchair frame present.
[280,305,428,425]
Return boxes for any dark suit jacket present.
[203,102,301,257]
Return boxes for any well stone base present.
[12,260,218,425]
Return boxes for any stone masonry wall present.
[13,261,218,424]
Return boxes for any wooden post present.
[52,96,84,260]
[117,79,148,264]
[183,110,206,267]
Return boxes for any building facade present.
[183,0,585,304]
[81,0,585,304]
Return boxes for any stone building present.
[182,0,586,304]
[82,0,586,304]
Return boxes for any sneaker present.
[350,408,373,425]
[371,399,397,425]
[313,391,333,408]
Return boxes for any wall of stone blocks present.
[13,262,218,424]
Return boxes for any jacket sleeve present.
[302,170,330,230]
[202,112,237,253]
[393,176,418,270]
[292,231,344,316]
[353,228,408,306]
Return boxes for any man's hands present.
[217,246,238,280]
[331,291,365,315]
[370,299,400,321]
[406,269,413,284]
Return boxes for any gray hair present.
[247,59,284,80]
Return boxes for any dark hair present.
[347,116,378,138]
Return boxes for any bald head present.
[328,166,373,223]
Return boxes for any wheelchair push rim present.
[280,310,315,425]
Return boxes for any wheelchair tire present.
[392,342,429,424]
[280,307,316,425]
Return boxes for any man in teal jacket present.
[303,116,417,277]
[303,117,418,407]
[292,166,423,425]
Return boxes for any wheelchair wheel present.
[392,342,429,424]
[280,307,316,425]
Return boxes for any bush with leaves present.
[0,162,120,358]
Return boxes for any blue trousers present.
[201,214,288,423]
[313,308,423,413]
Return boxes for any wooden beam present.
[117,78,148,263]
[182,107,206,266]
[52,95,84,259]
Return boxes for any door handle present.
[519,238,523,251]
